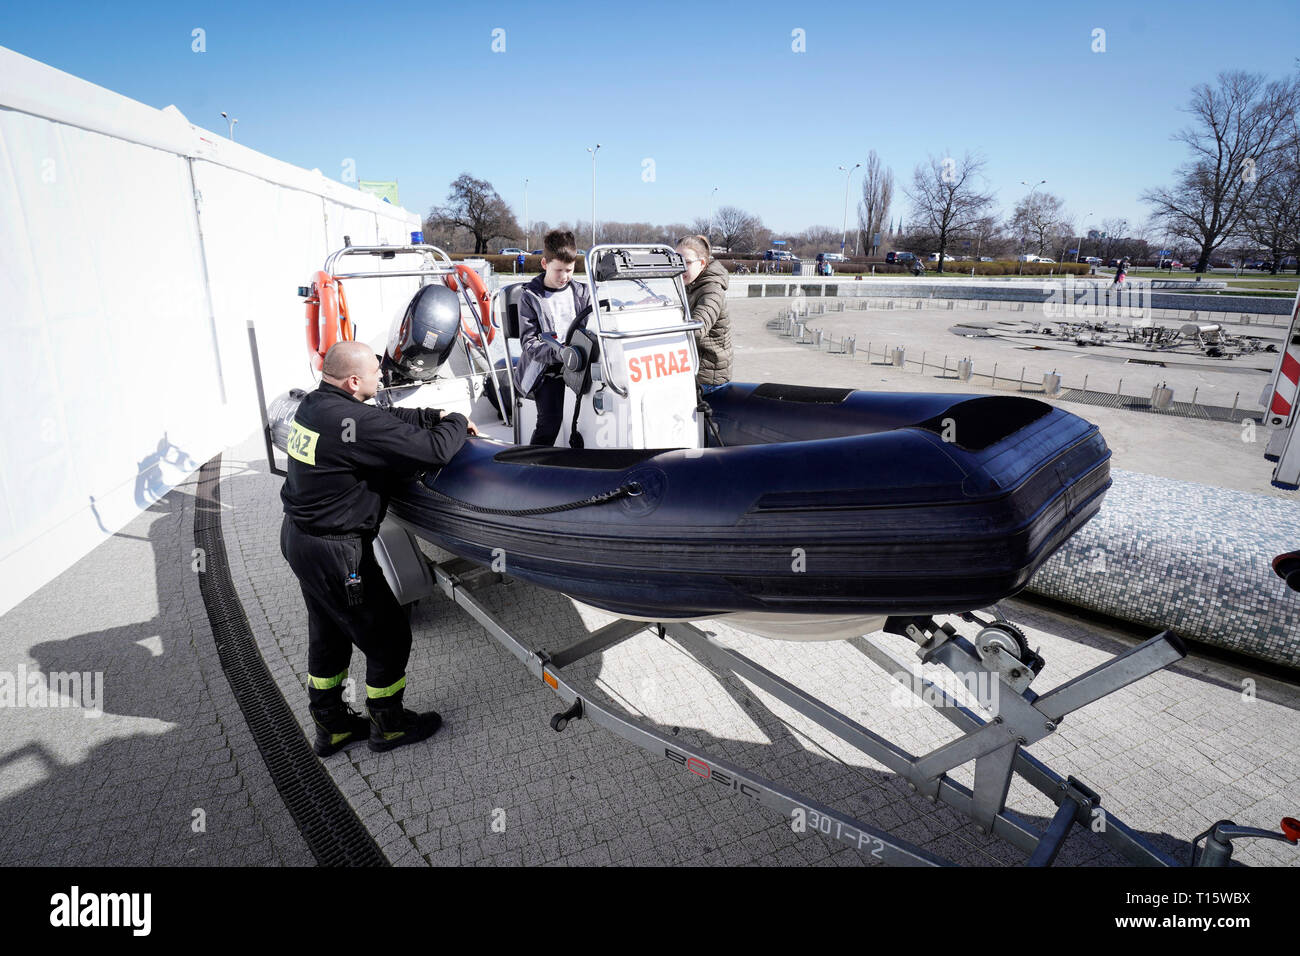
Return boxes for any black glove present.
[540,337,565,362]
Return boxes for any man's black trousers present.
[529,375,566,446]
[280,517,412,697]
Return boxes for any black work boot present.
[310,700,371,757]
[367,694,442,753]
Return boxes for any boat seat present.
[499,282,525,340]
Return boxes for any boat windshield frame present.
[583,244,704,397]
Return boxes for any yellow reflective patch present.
[287,420,320,465]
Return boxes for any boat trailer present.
[250,241,1299,867]
[432,557,1299,867]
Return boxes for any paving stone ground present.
[217,428,1300,867]
[2,297,1297,867]
[0,475,313,866]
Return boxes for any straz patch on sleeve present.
[286,420,320,465]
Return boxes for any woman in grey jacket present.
[676,235,732,388]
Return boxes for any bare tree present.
[965,215,1004,260]
[1242,136,1300,273]
[710,206,766,254]
[1098,217,1128,262]
[856,151,893,256]
[904,152,996,273]
[1008,191,1067,257]
[792,225,840,258]
[1142,71,1300,272]
[596,221,659,244]
[428,173,521,254]
[661,222,694,245]
[421,217,475,253]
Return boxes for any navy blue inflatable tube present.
[373,383,1111,619]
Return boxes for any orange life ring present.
[444,264,495,347]
[304,270,354,371]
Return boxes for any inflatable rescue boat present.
[266,243,1110,640]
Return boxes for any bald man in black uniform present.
[280,341,477,755]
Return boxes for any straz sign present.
[627,346,692,383]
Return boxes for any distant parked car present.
[530,249,543,255]
[500,248,525,255]
[822,252,847,262]
[886,251,916,264]
[1038,258,1055,264]
[1083,257,1101,265]
[980,256,994,262]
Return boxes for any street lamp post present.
[524,178,530,252]
[219,111,238,140]
[1077,210,1093,262]
[709,186,718,246]
[586,144,601,250]
[1017,179,1046,275]
[838,163,861,255]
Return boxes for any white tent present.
[0,45,420,614]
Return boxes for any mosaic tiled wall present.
[1027,469,1300,668]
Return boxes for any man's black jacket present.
[281,381,468,536]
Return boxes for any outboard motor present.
[383,283,462,383]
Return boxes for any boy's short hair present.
[543,229,578,263]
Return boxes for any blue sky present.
[5,0,1298,237]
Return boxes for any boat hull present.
[267,382,1111,622]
